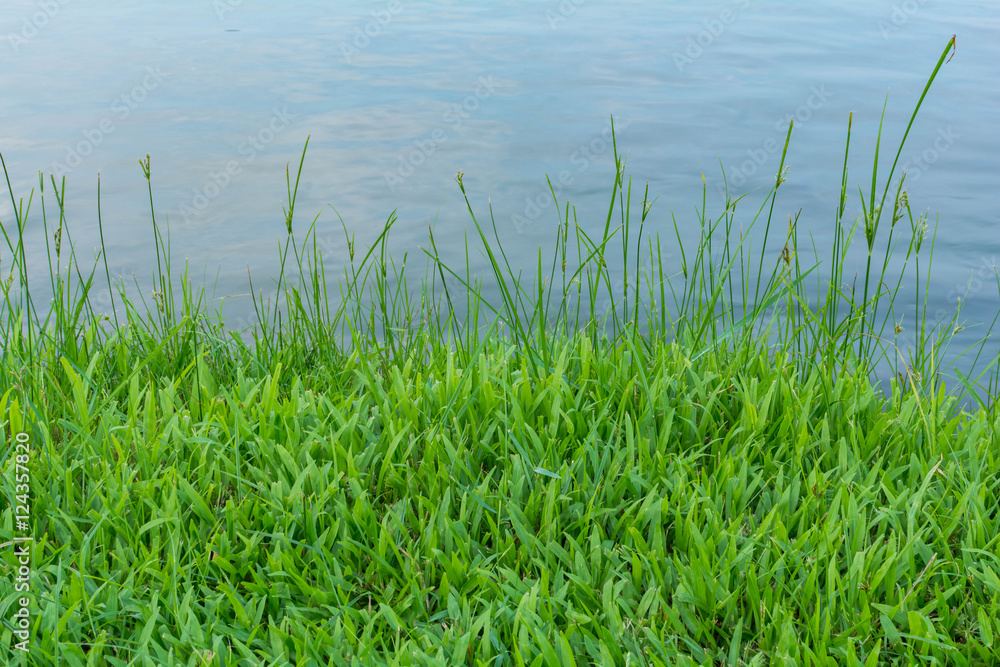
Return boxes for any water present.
[2,0,998,383]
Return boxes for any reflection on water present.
[1,0,997,380]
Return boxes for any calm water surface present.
[2,0,998,380]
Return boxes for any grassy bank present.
[3,36,1000,666]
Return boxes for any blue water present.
[2,0,998,383]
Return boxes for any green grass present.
[2,35,999,666]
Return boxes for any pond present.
[2,0,997,383]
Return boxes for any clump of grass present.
[2,35,999,666]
